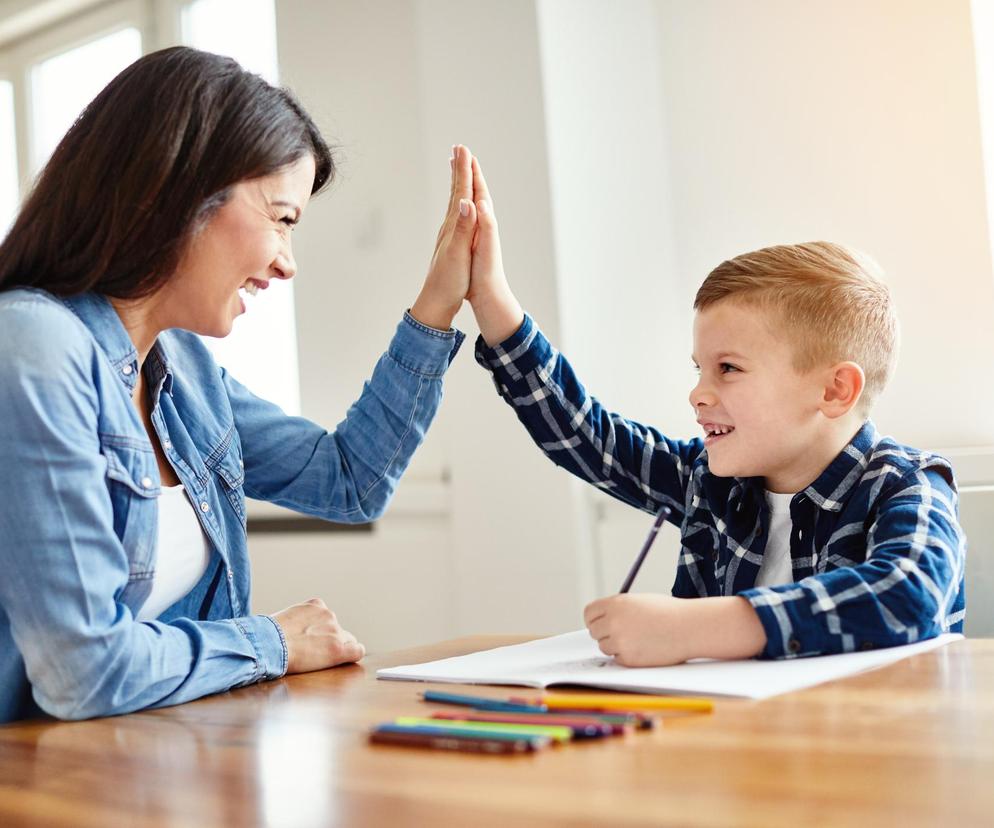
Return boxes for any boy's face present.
[690,299,829,492]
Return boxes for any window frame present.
[0,0,160,192]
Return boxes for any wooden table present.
[0,636,992,827]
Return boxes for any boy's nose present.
[689,380,716,410]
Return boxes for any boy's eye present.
[280,217,297,230]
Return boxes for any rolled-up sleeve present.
[228,311,463,522]
[740,464,964,658]
[474,313,703,519]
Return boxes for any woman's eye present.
[280,217,296,229]
[719,363,739,374]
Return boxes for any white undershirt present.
[136,484,211,621]
[755,490,796,587]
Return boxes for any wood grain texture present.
[1,636,992,827]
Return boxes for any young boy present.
[464,158,965,665]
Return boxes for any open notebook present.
[377,630,962,700]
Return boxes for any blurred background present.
[2,0,992,649]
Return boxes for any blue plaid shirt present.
[475,314,966,659]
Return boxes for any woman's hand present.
[270,597,366,674]
[409,145,478,331]
[465,156,524,347]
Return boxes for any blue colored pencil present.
[422,689,548,713]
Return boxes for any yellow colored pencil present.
[541,693,714,713]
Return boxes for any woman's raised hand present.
[409,145,478,331]
[466,156,524,347]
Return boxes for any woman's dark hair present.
[0,46,334,298]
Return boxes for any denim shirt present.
[0,288,463,722]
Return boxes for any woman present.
[0,47,478,722]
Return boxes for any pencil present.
[429,711,616,738]
[542,692,713,713]
[422,689,548,713]
[395,717,573,743]
[369,729,541,754]
[620,505,671,593]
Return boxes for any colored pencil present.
[374,722,551,743]
[620,505,672,592]
[395,717,572,743]
[422,689,548,713]
[507,698,655,729]
[369,729,540,754]
[542,692,714,713]
[429,711,617,738]
[373,722,551,747]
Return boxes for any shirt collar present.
[60,293,140,393]
[144,338,175,396]
[801,420,879,512]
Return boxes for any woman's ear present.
[820,361,865,418]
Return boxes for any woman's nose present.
[271,248,297,280]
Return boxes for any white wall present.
[258,0,593,650]
[652,0,994,449]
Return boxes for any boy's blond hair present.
[694,241,898,415]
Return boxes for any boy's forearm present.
[688,597,767,660]
[470,287,524,347]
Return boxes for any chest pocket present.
[99,436,159,605]
[205,436,246,528]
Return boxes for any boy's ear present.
[820,361,865,418]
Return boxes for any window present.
[29,27,142,173]
[181,0,301,415]
[0,0,300,415]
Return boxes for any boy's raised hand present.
[466,156,525,346]
[584,594,768,667]
[410,145,478,331]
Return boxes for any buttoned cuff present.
[389,311,465,378]
[473,313,549,388]
[739,585,828,659]
[240,614,288,679]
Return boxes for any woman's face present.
[162,155,317,338]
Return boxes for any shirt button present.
[200,502,210,513]
[122,364,133,376]
[141,477,153,489]
[227,569,234,581]
[788,638,802,654]
[163,440,172,450]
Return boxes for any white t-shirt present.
[755,490,796,587]
[136,484,211,621]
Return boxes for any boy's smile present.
[690,299,848,493]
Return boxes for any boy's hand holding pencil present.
[584,594,767,667]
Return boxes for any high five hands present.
[411,145,524,344]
